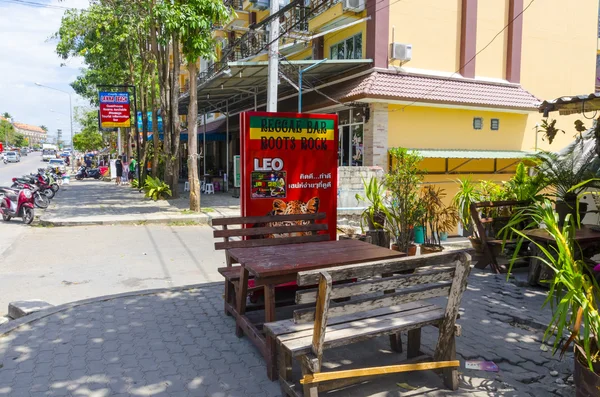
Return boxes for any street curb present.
[0,282,221,337]
[38,213,211,227]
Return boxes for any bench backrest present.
[293,251,471,365]
[212,212,329,251]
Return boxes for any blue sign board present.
[137,111,163,133]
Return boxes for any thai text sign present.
[240,111,338,240]
[99,92,131,128]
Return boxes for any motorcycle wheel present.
[51,183,59,192]
[34,193,49,209]
[22,207,34,225]
[43,189,55,199]
[75,175,83,180]
[94,174,100,180]
[1,205,10,222]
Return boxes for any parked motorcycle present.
[10,181,49,209]
[75,166,102,180]
[13,176,55,199]
[0,187,35,224]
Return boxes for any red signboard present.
[240,111,338,240]
[99,91,131,128]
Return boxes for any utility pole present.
[266,0,280,112]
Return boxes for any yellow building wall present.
[388,0,460,73]
[387,105,528,151]
[475,0,508,79]
[324,22,367,60]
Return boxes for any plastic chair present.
[204,183,215,194]
[184,181,190,192]
[201,181,206,193]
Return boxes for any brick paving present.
[0,268,575,397]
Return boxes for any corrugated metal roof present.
[411,149,533,159]
[539,93,600,115]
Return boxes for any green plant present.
[452,177,480,233]
[131,179,139,188]
[502,162,548,202]
[143,176,172,201]
[419,185,459,247]
[355,177,387,231]
[505,199,600,373]
[540,118,565,144]
[534,151,600,202]
[384,148,424,253]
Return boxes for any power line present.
[0,0,75,10]
[395,0,536,112]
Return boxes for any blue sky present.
[0,0,90,143]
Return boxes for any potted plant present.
[506,200,600,394]
[384,148,424,254]
[534,150,600,226]
[419,185,459,254]
[355,176,387,231]
[452,177,481,249]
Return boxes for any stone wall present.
[363,102,389,169]
[337,166,385,211]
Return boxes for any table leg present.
[264,284,278,381]
[235,266,249,338]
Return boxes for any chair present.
[184,181,190,192]
[204,183,215,194]
[201,181,206,193]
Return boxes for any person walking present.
[129,157,137,182]
[115,156,123,186]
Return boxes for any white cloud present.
[0,0,90,143]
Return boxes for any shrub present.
[143,176,172,201]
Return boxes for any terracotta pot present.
[420,244,444,255]
[574,345,600,397]
[391,243,399,251]
[407,244,417,256]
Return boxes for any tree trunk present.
[169,36,181,199]
[187,60,201,212]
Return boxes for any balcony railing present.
[224,0,244,11]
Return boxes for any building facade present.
[179,0,598,207]
[12,123,47,146]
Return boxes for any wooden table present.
[526,225,600,286]
[227,239,406,381]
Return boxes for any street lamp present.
[35,82,74,171]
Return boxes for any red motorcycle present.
[0,187,35,224]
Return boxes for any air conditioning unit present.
[343,0,365,12]
[390,43,412,62]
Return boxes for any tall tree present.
[73,110,104,152]
[40,125,48,132]
[1,112,11,119]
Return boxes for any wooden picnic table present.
[526,225,600,286]
[228,238,406,381]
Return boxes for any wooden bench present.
[264,251,471,396]
[470,200,529,274]
[213,212,329,316]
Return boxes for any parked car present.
[20,148,28,156]
[5,151,20,163]
[48,159,67,173]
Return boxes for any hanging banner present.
[137,111,164,133]
[240,111,338,240]
[99,92,131,128]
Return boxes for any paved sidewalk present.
[0,268,575,397]
[39,180,211,226]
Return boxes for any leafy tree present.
[1,112,11,119]
[73,110,104,152]
[40,125,48,132]
[0,118,14,143]
[13,133,25,147]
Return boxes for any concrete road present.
[0,224,225,315]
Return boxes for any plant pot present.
[556,200,588,227]
[469,236,483,253]
[420,244,444,255]
[574,345,600,397]
[413,226,425,244]
[367,211,386,231]
[391,243,417,256]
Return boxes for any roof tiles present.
[341,71,541,110]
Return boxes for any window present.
[491,118,499,130]
[337,108,365,167]
[473,117,483,130]
[330,34,363,60]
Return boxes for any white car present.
[4,151,20,163]
[48,159,66,173]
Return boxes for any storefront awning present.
[412,149,533,159]
[178,59,372,116]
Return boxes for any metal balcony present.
[224,0,244,11]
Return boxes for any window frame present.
[329,33,363,60]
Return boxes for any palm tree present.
[40,125,48,132]
[1,112,11,119]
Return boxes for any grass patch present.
[202,207,215,213]
[168,220,200,226]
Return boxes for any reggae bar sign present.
[99,91,131,128]
[240,111,338,240]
